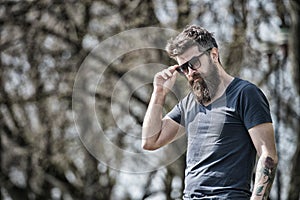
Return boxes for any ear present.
[210,47,219,63]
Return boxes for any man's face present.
[176,46,221,104]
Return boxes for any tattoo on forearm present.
[254,156,277,199]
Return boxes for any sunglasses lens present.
[188,57,200,70]
[175,67,183,74]
[175,50,209,75]
[177,64,188,75]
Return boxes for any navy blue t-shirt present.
[167,78,272,199]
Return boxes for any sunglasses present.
[175,48,212,75]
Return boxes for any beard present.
[188,60,220,104]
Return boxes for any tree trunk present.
[287,0,300,199]
[289,0,300,95]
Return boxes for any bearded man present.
[142,25,278,200]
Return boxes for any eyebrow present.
[180,50,208,66]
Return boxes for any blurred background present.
[0,0,299,200]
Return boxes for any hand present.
[153,65,178,96]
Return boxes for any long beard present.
[189,61,220,104]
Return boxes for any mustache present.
[188,73,204,85]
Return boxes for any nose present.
[187,66,197,77]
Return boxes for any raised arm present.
[249,123,278,200]
[142,66,185,150]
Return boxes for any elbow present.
[269,155,278,172]
[260,153,279,168]
[141,140,159,151]
[269,155,278,171]
[141,128,161,150]
[269,151,279,166]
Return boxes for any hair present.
[165,25,218,59]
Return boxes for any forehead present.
[176,45,201,65]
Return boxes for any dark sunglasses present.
[176,48,212,75]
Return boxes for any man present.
[142,25,278,199]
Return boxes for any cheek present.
[197,64,209,75]
[201,59,215,75]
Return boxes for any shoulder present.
[232,77,255,89]
[230,78,263,96]
[179,92,194,105]
[226,78,257,100]
[231,78,270,111]
[172,92,198,115]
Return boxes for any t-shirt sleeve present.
[239,84,272,130]
[166,102,185,126]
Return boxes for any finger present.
[160,69,172,79]
[161,72,168,80]
[164,69,172,77]
[168,65,179,73]
[172,70,178,77]
[158,70,168,80]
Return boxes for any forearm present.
[142,91,165,149]
[251,155,278,200]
